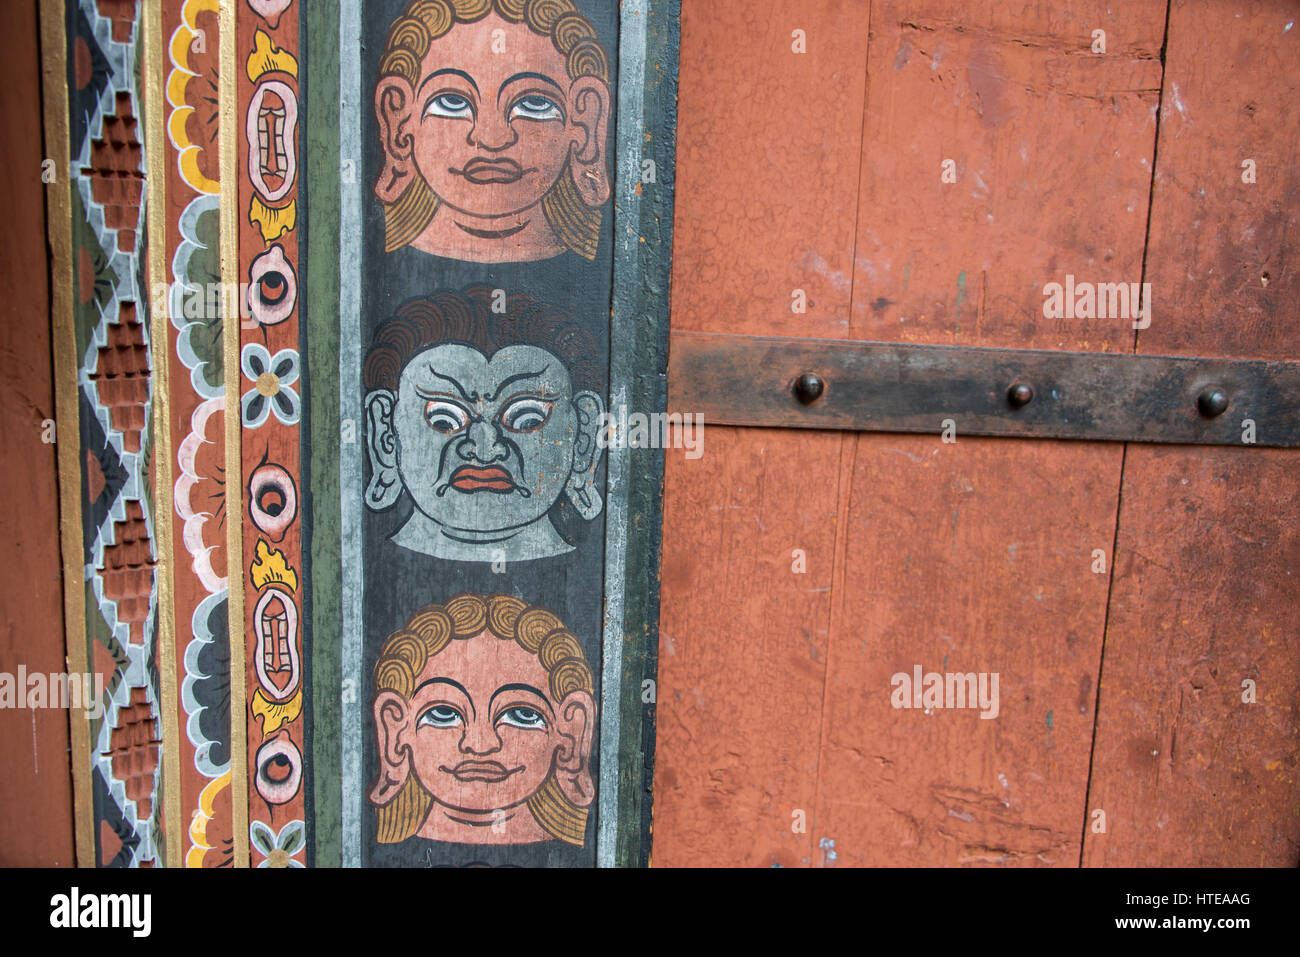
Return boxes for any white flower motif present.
[241,343,300,427]
[251,819,305,868]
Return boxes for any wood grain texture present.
[812,0,1159,867]
[849,0,1166,350]
[653,0,869,866]
[657,0,1168,867]
[667,0,869,339]
[817,434,1118,866]
[1083,0,1300,866]
[1085,447,1300,865]
[653,429,843,867]
[0,0,76,866]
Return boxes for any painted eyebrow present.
[413,388,468,403]
[419,68,479,97]
[424,367,551,403]
[490,683,553,716]
[413,677,475,719]
[483,369,549,401]
[498,72,564,105]
[497,389,561,405]
[427,368,473,403]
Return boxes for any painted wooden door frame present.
[41,0,681,868]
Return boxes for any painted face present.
[392,343,576,536]
[409,14,577,221]
[404,630,560,814]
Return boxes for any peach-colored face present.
[402,631,562,814]
[407,15,582,218]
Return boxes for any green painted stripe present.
[305,0,343,869]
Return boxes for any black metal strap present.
[668,332,1300,447]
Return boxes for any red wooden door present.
[653,0,1299,867]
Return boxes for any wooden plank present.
[652,428,842,867]
[607,0,681,868]
[849,0,1164,348]
[666,0,869,340]
[48,0,168,867]
[1085,447,1300,865]
[235,0,304,868]
[1083,0,1300,866]
[652,0,869,865]
[816,437,1120,866]
[0,0,75,866]
[817,0,1166,866]
[155,0,237,869]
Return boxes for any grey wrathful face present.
[392,344,578,535]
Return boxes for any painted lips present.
[443,761,520,783]
[456,158,529,185]
[450,465,515,493]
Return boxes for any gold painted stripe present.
[220,0,250,869]
[40,0,94,869]
[143,0,183,870]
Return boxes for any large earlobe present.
[375,77,418,204]
[368,691,412,807]
[564,390,605,520]
[567,77,612,207]
[553,689,596,809]
[365,390,402,510]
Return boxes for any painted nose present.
[459,720,503,756]
[469,110,517,152]
[458,419,509,463]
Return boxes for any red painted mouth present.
[449,465,515,493]
[443,760,521,784]
[455,158,532,185]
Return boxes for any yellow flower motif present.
[250,196,297,244]
[246,29,298,82]
[166,0,220,195]
[185,771,230,868]
[252,687,302,734]
[250,539,298,593]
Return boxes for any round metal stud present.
[1008,383,1034,408]
[793,372,825,405]
[1197,386,1229,418]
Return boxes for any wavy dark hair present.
[363,284,600,393]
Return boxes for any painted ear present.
[567,77,612,207]
[553,689,596,809]
[565,390,605,520]
[365,390,402,510]
[368,691,412,807]
[375,77,418,204]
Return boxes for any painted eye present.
[500,398,553,434]
[424,400,469,434]
[248,461,297,542]
[426,93,473,119]
[254,732,302,805]
[509,95,561,121]
[419,705,463,728]
[498,706,546,730]
[247,244,297,326]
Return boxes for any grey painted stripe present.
[339,0,364,869]
[597,0,648,869]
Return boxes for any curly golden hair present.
[378,0,609,258]
[372,593,595,846]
